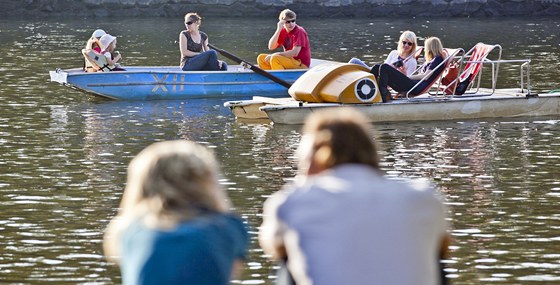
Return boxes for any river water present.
[1,16,559,284]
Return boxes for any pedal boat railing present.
[404,44,533,100]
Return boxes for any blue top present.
[120,213,249,285]
[414,55,445,94]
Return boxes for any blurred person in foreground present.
[259,108,450,285]
[104,140,248,285]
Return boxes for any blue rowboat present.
[49,60,332,101]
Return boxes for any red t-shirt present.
[277,25,311,67]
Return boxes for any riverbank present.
[2,0,560,18]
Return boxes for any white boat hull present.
[224,96,299,119]
[254,89,560,124]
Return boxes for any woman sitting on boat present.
[350,30,418,76]
[179,12,227,71]
[370,36,446,102]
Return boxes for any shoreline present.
[1,0,560,18]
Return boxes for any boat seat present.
[442,43,502,95]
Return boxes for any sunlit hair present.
[279,9,296,20]
[424,37,444,62]
[397,30,417,57]
[299,108,380,172]
[185,12,202,24]
[104,140,229,262]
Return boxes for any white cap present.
[99,34,117,50]
[91,29,106,39]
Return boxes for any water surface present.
[0,17,559,284]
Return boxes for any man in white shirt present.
[259,108,450,285]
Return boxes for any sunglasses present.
[185,21,195,25]
[402,41,414,46]
[285,19,296,24]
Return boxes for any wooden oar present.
[208,43,292,89]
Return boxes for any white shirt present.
[385,50,418,76]
[261,164,447,285]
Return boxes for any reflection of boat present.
[225,51,560,124]
[49,60,332,101]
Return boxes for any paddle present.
[208,43,292,89]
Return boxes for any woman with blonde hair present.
[259,108,450,285]
[104,140,248,285]
[370,36,447,102]
[349,30,418,76]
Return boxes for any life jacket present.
[83,38,103,71]
[82,49,113,72]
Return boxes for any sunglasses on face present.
[185,21,195,25]
[402,41,413,46]
[285,19,296,24]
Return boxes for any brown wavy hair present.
[300,108,380,172]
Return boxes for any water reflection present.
[1,16,560,284]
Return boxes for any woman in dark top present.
[371,37,446,102]
[179,12,227,71]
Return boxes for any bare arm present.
[230,259,244,279]
[259,192,288,260]
[439,233,451,259]
[203,36,209,52]
[267,20,284,50]
[105,52,121,65]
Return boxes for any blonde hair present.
[424,37,444,62]
[279,9,296,20]
[299,108,380,173]
[397,31,417,58]
[185,12,202,24]
[103,140,229,262]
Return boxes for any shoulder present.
[386,50,398,59]
[200,31,208,39]
[293,26,308,35]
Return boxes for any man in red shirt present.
[257,9,311,70]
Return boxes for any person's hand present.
[113,51,122,62]
[265,54,272,63]
[218,60,223,69]
[276,20,284,30]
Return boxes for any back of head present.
[299,108,380,173]
[424,37,444,61]
[91,29,106,39]
[122,140,228,222]
[279,9,296,20]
